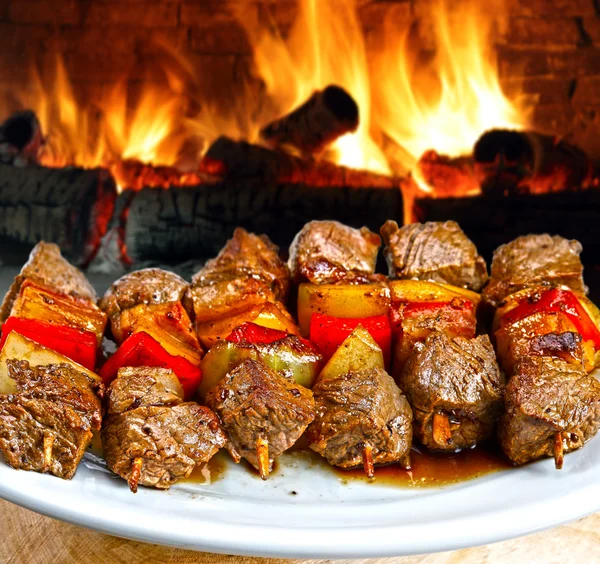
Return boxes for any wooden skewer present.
[128,457,143,493]
[554,432,564,470]
[256,437,270,481]
[432,412,452,447]
[362,444,375,479]
[42,432,54,471]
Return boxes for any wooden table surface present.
[1,499,599,564]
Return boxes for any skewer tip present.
[362,444,375,479]
[256,437,270,481]
[554,432,564,470]
[128,457,143,493]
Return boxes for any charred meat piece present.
[288,220,381,285]
[499,356,600,468]
[483,234,587,308]
[307,367,413,473]
[400,333,505,451]
[0,242,97,327]
[102,367,226,492]
[187,228,290,322]
[0,360,104,479]
[380,221,488,291]
[100,268,190,325]
[106,367,184,415]
[205,359,315,479]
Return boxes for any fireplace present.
[0,0,599,283]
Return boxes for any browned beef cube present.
[483,234,587,308]
[101,367,226,491]
[307,367,413,470]
[187,228,290,322]
[380,220,488,291]
[288,220,381,284]
[205,359,315,477]
[0,242,98,327]
[400,333,505,451]
[0,360,104,479]
[499,356,600,467]
[106,367,184,415]
[100,268,190,324]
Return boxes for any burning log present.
[200,136,394,188]
[0,111,44,166]
[0,164,117,265]
[416,150,480,197]
[260,85,359,155]
[473,129,594,196]
[120,175,402,264]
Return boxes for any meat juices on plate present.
[380,220,489,291]
[400,332,505,451]
[205,359,315,480]
[102,367,226,492]
[0,360,104,479]
[483,234,587,308]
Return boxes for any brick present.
[501,77,576,105]
[180,1,241,25]
[189,22,252,55]
[580,16,600,44]
[498,47,600,78]
[8,0,81,25]
[572,76,600,105]
[505,0,597,17]
[499,17,582,47]
[531,103,576,133]
[85,1,179,28]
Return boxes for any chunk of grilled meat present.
[400,333,505,451]
[499,356,600,467]
[205,359,315,479]
[102,367,226,492]
[100,267,190,325]
[483,234,587,308]
[288,220,381,285]
[187,228,290,322]
[0,360,104,479]
[307,367,413,472]
[0,242,98,327]
[380,221,488,291]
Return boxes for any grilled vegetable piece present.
[318,325,384,381]
[0,360,103,479]
[483,234,587,308]
[400,332,505,451]
[205,359,315,479]
[226,322,289,344]
[0,332,102,394]
[100,268,190,333]
[103,367,226,492]
[0,242,97,328]
[199,333,322,398]
[380,220,488,291]
[10,281,107,345]
[0,317,97,370]
[388,280,481,307]
[307,367,413,473]
[288,220,381,285]
[187,228,290,323]
[297,282,390,337]
[309,313,392,367]
[499,356,600,467]
[195,301,299,350]
[99,332,202,399]
[390,297,477,378]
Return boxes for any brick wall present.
[1,0,600,159]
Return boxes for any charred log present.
[260,85,359,155]
[416,150,479,197]
[200,136,394,188]
[473,129,593,196]
[0,164,117,265]
[0,111,44,166]
[121,177,402,264]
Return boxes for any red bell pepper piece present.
[0,317,97,370]
[500,288,600,348]
[309,313,392,367]
[99,331,202,399]
[226,322,290,344]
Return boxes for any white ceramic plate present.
[0,439,600,559]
